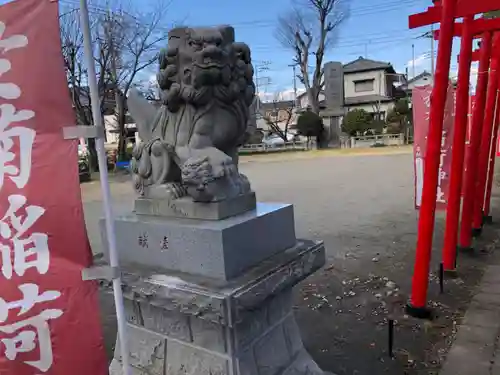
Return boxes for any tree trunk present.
[87,137,99,172]
[116,92,128,161]
[316,134,322,149]
[307,88,320,114]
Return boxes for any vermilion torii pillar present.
[407,0,500,319]
[439,17,474,275]
[433,17,500,274]
[459,33,493,250]
[472,33,500,236]
[483,88,500,222]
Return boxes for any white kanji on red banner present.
[0,21,28,100]
[0,194,49,279]
[0,104,35,191]
[0,283,62,371]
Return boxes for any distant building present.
[296,91,326,111]
[401,71,433,93]
[261,100,295,123]
[341,57,405,121]
[71,86,139,145]
[257,99,298,135]
[306,57,408,145]
[400,71,433,108]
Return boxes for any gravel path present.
[81,149,499,374]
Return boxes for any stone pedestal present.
[104,240,326,375]
[100,203,296,280]
[134,192,257,221]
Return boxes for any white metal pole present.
[78,1,130,374]
[430,24,435,83]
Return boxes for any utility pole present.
[378,70,382,120]
[288,63,298,107]
[254,61,271,112]
[416,29,436,81]
[412,43,416,78]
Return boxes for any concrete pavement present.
[440,258,500,375]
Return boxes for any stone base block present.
[103,240,330,375]
[134,192,257,221]
[101,203,296,280]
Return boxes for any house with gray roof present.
[341,56,406,121]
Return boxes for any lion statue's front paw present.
[180,152,251,202]
[165,182,187,200]
[181,156,218,202]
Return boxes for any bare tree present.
[135,78,161,102]
[60,8,104,171]
[371,102,381,120]
[60,9,91,126]
[97,0,170,159]
[262,92,295,141]
[276,0,347,115]
[60,4,121,171]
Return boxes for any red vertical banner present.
[413,86,431,210]
[0,1,108,374]
[413,83,455,210]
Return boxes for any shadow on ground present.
[295,206,500,375]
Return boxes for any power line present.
[60,0,430,74]
[251,32,425,54]
[59,0,429,51]
[197,0,428,28]
[60,0,428,30]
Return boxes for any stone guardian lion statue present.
[129,25,257,203]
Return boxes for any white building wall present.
[344,70,387,98]
[297,92,325,109]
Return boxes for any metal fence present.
[239,141,313,154]
[344,134,406,148]
[239,134,406,154]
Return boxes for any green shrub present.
[342,109,372,136]
[297,111,323,138]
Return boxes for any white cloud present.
[406,52,437,69]
[449,63,479,93]
[258,88,306,102]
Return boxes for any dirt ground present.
[81,148,500,375]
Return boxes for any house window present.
[354,79,374,93]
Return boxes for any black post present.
[439,263,444,294]
[388,319,394,358]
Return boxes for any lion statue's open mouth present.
[193,62,225,70]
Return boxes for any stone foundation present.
[105,240,327,375]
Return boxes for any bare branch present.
[261,94,296,141]
[92,0,171,158]
[275,0,348,115]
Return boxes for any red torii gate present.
[407,0,500,319]
[434,17,500,38]
[433,18,500,275]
